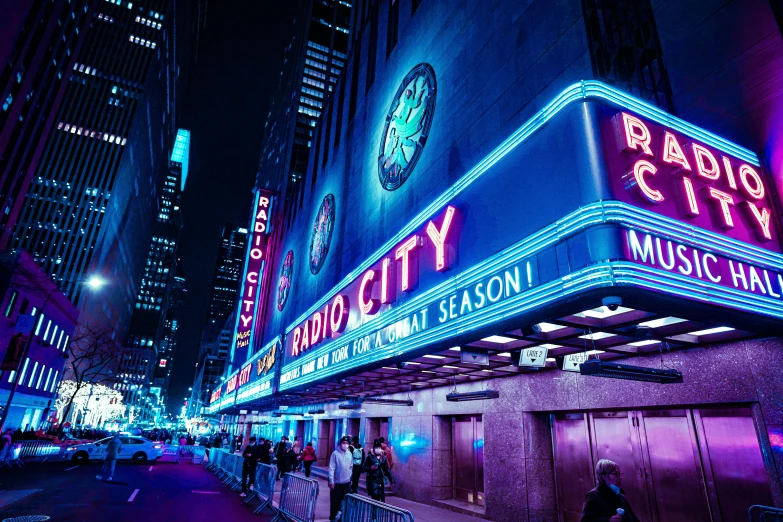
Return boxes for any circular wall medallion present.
[378,63,437,191]
[277,250,294,311]
[308,194,336,274]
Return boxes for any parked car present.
[63,436,164,463]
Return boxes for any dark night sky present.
[168,1,296,413]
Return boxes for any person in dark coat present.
[259,439,273,465]
[581,459,640,522]
[239,437,262,497]
[363,439,394,502]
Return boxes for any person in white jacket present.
[328,436,354,521]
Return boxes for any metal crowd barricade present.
[341,494,414,522]
[158,445,181,463]
[749,505,783,521]
[191,446,206,464]
[221,453,243,490]
[19,440,60,460]
[207,448,226,473]
[271,473,319,522]
[243,463,278,515]
[0,443,24,468]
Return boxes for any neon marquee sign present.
[231,190,274,365]
[288,205,458,358]
[611,112,777,247]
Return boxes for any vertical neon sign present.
[229,189,274,370]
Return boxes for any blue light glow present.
[170,129,190,190]
[279,202,783,391]
[284,81,762,336]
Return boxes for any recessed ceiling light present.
[422,370,437,374]
[689,326,735,336]
[545,358,556,362]
[405,362,421,365]
[539,343,561,349]
[381,367,398,370]
[423,354,445,359]
[449,347,461,351]
[578,332,616,340]
[412,382,427,385]
[638,317,687,328]
[481,369,494,373]
[538,322,566,332]
[443,365,460,369]
[579,306,634,319]
[629,339,660,347]
[497,352,512,357]
[481,335,515,343]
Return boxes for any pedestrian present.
[292,438,302,471]
[274,436,289,479]
[377,437,394,471]
[239,436,262,497]
[363,439,394,502]
[0,428,13,464]
[178,434,187,456]
[284,441,296,474]
[301,442,317,477]
[328,436,354,522]
[259,439,273,465]
[348,436,365,493]
[581,459,640,522]
[96,433,122,481]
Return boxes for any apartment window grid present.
[11,0,169,305]
[582,0,674,112]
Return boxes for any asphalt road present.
[0,457,268,521]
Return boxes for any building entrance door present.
[552,406,773,522]
[453,415,484,506]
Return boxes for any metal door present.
[638,409,712,522]
[589,411,651,521]
[453,415,485,506]
[694,408,773,522]
[552,413,595,522]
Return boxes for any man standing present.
[328,436,354,521]
[348,436,365,493]
[240,436,261,497]
[274,435,289,479]
[96,433,122,481]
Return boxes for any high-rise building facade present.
[206,223,247,321]
[0,0,93,249]
[187,311,233,417]
[256,0,352,223]
[9,0,170,306]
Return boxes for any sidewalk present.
[267,469,482,522]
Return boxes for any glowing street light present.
[86,275,108,290]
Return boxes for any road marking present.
[148,466,153,471]
[191,490,221,495]
[127,489,139,502]
[65,465,80,471]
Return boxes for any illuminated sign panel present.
[604,110,778,250]
[210,338,280,412]
[231,190,275,368]
[275,81,783,393]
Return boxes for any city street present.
[0,460,253,521]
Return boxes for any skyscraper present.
[206,223,247,321]
[9,0,170,306]
[0,0,93,249]
[256,0,352,223]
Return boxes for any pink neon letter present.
[619,113,653,156]
[631,160,664,203]
[747,202,772,240]
[681,177,699,216]
[395,236,421,292]
[708,187,735,228]
[739,164,765,200]
[330,295,349,334]
[292,327,301,356]
[662,132,691,171]
[426,206,457,271]
[311,312,322,345]
[722,157,738,190]
[692,144,719,180]
[381,257,395,304]
[358,270,380,315]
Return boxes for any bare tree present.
[58,323,121,425]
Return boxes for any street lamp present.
[85,275,107,291]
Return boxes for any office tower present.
[9,0,171,307]
[119,128,188,412]
[0,0,93,249]
[187,311,233,417]
[206,224,248,321]
[256,0,352,222]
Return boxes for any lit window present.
[28,361,38,387]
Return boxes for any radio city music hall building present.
[205,1,783,521]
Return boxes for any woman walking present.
[301,442,317,477]
[363,440,394,502]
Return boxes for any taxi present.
[63,435,164,463]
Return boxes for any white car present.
[64,436,164,464]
